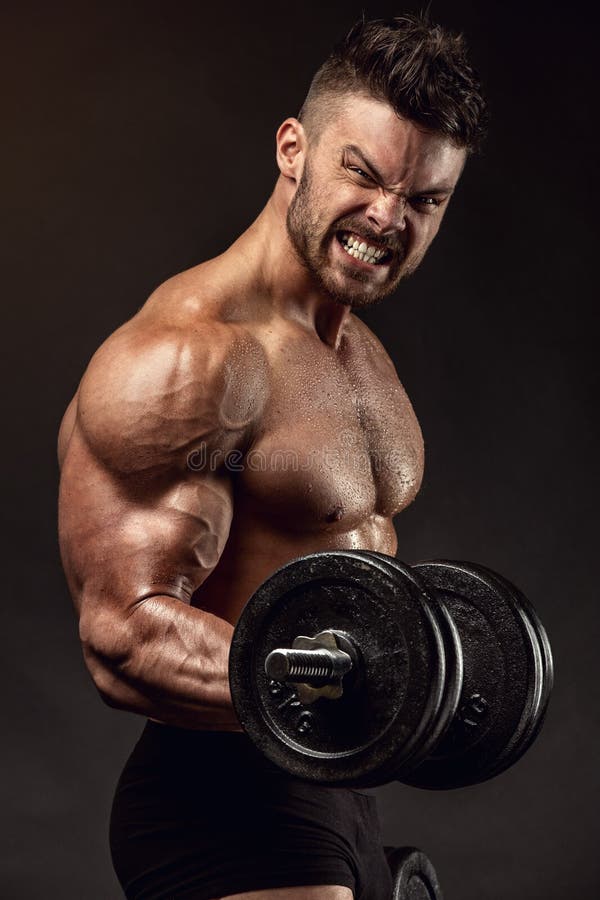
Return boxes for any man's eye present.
[348,166,374,182]
[413,196,442,209]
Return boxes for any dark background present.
[2,0,597,897]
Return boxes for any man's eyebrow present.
[342,144,386,183]
[412,183,456,196]
[342,143,456,195]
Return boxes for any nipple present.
[326,505,344,523]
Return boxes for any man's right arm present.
[58,321,267,729]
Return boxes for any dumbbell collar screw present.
[265,630,357,705]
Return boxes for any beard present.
[285,162,415,308]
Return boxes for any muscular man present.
[58,14,487,900]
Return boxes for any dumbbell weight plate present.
[385,846,444,900]
[462,562,553,779]
[229,550,451,787]
[405,561,543,789]
[431,562,543,784]
[362,551,463,784]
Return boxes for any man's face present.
[286,94,467,307]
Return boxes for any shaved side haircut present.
[299,12,488,153]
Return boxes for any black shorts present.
[110,721,393,900]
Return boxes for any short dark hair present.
[299,12,488,153]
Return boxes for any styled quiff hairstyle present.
[299,12,488,153]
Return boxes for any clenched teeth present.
[339,232,390,265]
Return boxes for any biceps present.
[113,478,234,602]
[58,437,233,612]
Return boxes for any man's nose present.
[366,192,407,234]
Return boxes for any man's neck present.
[224,177,352,349]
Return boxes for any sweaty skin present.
[58,97,464,752]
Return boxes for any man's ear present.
[275,118,307,182]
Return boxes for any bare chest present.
[240,331,424,532]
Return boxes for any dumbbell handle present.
[265,646,353,686]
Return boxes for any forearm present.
[81,594,240,730]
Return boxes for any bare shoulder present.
[69,302,269,475]
[345,312,401,378]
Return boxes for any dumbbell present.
[386,847,443,900]
[229,550,553,789]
